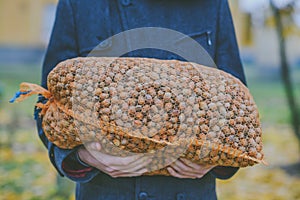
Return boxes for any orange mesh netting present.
[11,57,267,175]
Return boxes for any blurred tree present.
[270,0,300,149]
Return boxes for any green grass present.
[248,80,290,124]
[244,65,300,125]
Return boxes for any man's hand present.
[167,158,216,179]
[78,142,152,178]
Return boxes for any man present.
[36,0,246,199]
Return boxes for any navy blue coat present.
[36,0,246,199]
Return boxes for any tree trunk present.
[271,3,300,149]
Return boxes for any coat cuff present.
[54,145,100,182]
[210,166,239,180]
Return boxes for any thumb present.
[85,142,101,151]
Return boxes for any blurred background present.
[0,0,300,199]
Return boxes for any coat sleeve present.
[211,0,246,180]
[214,0,246,85]
[36,0,99,183]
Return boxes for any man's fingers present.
[84,142,101,151]
[92,159,115,173]
[171,160,195,174]
[90,150,143,166]
[113,154,147,167]
[180,158,216,171]
[110,168,148,178]
[178,158,216,177]
[78,144,152,178]
[170,160,214,178]
[86,149,151,171]
[110,156,152,172]
[167,167,196,179]
[179,158,201,170]
[170,162,201,177]
[98,153,148,167]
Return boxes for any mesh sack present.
[12,57,266,175]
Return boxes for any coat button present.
[176,193,186,200]
[138,192,148,200]
[121,0,131,6]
